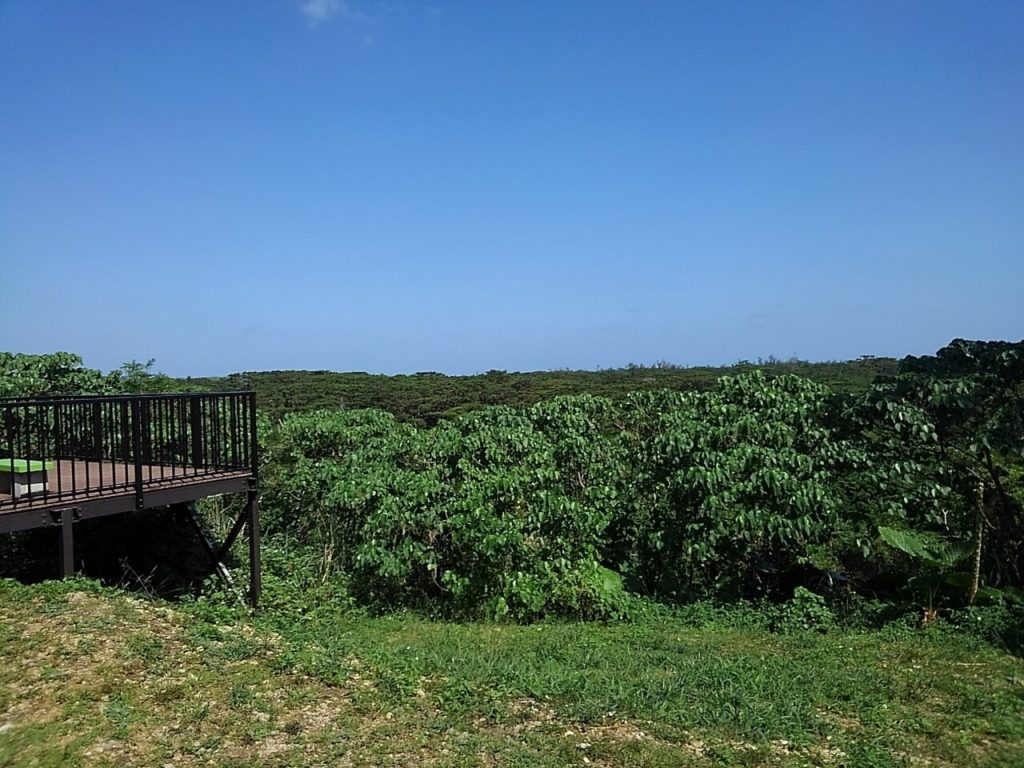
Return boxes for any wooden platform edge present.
[0,474,254,534]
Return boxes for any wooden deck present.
[0,460,252,533]
[0,392,261,603]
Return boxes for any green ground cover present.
[1,579,1021,768]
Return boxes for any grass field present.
[1,579,1022,767]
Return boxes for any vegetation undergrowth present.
[2,577,1023,767]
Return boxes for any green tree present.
[0,351,109,398]
[0,352,175,398]
[866,339,1024,602]
[108,359,177,393]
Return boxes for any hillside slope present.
[1,580,1022,767]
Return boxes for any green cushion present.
[0,458,55,473]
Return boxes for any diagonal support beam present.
[215,508,249,563]
[177,495,261,608]
[181,503,241,599]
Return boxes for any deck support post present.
[57,509,74,578]
[247,490,261,609]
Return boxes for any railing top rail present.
[0,391,255,407]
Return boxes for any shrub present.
[771,587,836,633]
[263,404,630,619]
[610,373,850,600]
[354,406,625,618]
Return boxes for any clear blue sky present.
[1,1,1021,376]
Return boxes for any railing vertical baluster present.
[237,394,244,468]
[213,396,220,470]
[218,396,225,469]
[75,401,82,496]
[103,402,111,491]
[24,404,32,505]
[158,398,166,481]
[216,396,224,469]
[54,402,62,499]
[6,408,17,509]
[208,396,217,471]
[176,397,183,477]
[226,396,233,468]
[70,403,78,498]
[107,401,113,489]
[15,405,24,508]
[115,400,122,489]
[238,394,246,471]
[32,405,38,501]
[109,402,116,489]
[241,393,250,470]
[35,403,46,503]
[93,401,102,492]
[179,396,184,475]
[20,404,28,507]
[147,399,155,480]
[131,398,143,508]
[225,397,231,469]
[204,396,210,472]
[230,394,239,469]
[249,391,258,480]
[117,399,128,489]
[142,399,151,482]
[176,398,185,478]
[184,397,190,476]
[11,405,20,508]
[190,396,203,476]
[166,397,172,477]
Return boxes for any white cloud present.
[298,0,348,27]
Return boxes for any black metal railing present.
[0,392,257,510]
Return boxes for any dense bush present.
[608,373,851,600]
[4,342,1020,623]
[258,340,1023,619]
[263,403,631,618]
[260,409,423,577]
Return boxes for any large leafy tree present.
[0,352,175,398]
[0,352,110,398]
[866,339,1024,602]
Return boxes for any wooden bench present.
[0,459,55,499]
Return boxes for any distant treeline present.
[185,356,899,424]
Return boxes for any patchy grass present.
[0,579,1022,767]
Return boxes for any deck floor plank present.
[0,460,251,513]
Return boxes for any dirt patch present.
[0,591,359,767]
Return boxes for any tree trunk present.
[967,480,985,605]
